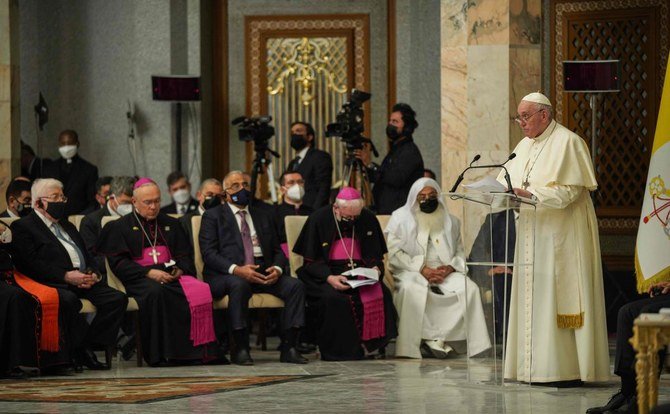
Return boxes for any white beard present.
[416,205,446,234]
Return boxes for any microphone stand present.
[448,154,517,194]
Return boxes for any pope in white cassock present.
[386,177,491,359]
[500,92,609,384]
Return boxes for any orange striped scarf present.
[13,272,60,352]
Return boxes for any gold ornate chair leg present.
[633,326,650,414]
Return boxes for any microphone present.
[448,153,517,194]
[449,154,481,193]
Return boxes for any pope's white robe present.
[499,120,610,382]
[387,177,492,359]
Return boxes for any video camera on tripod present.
[232,115,280,204]
[325,89,378,158]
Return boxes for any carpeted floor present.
[0,375,321,404]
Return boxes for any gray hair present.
[535,103,554,118]
[334,198,365,209]
[223,170,245,188]
[199,178,223,192]
[110,176,136,197]
[31,178,63,208]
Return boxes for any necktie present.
[238,210,255,265]
[53,223,87,270]
[290,156,301,172]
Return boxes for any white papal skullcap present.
[521,92,552,106]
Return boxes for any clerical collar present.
[531,120,557,143]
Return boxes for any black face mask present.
[16,203,32,217]
[290,134,308,151]
[202,196,221,211]
[45,201,67,221]
[338,216,356,233]
[385,124,402,141]
[229,188,251,207]
[419,198,439,214]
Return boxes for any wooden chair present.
[191,215,284,350]
[284,216,308,278]
[68,214,85,231]
[100,216,143,366]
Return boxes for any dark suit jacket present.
[200,203,287,280]
[292,147,333,209]
[0,210,11,218]
[160,198,199,215]
[370,138,424,214]
[10,211,98,288]
[42,155,99,216]
[79,204,112,274]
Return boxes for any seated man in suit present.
[288,121,333,209]
[179,178,225,247]
[42,130,99,216]
[1,179,32,218]
[80,176,136,274]
[275,170,313,257]
[200,170,307,365]
[161,171,199,215]
[11,178,127,370]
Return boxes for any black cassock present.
[293,206,397,360]
[97,212,219,365]
[0,246,72,375]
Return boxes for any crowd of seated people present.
[1,121,501,379]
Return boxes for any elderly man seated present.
[200,170,307,365]
[97,178,223,366]
[11,178,127,370]
[293,187,397,360]
[386,177,491,358]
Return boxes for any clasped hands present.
[234,264,280,285]
[65,268,102,289]
[147,267,184,284]
[649,281,670,297]
[421,265,455,285]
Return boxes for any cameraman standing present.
[356,103,424,214]
[287,121,333,209]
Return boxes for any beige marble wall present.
[0,0,20,212]
[441,0,542,220]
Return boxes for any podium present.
[445,191,537,386]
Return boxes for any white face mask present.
[58,145,78,159]
[286,184,305,202]
[116,203,133,216]
[173,189,191,205]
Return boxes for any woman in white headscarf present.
[386,177,491,358]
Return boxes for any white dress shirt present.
[227,204,282,276]
[35,209,82,268]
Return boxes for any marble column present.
[0,0,20,212]
[440,0,542,226]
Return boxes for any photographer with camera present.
[355,103,424,214]
[288,121,333,209]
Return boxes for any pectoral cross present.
[149,248,161,264]
[522,180,530,190]
[348,261,355,269]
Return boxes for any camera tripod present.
[249,147,280,206]
[340,148,373,205]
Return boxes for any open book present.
[342,267,379,289]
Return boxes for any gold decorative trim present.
[557,312,584,329]
[248,16,368,117]
[554,0,669,121]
